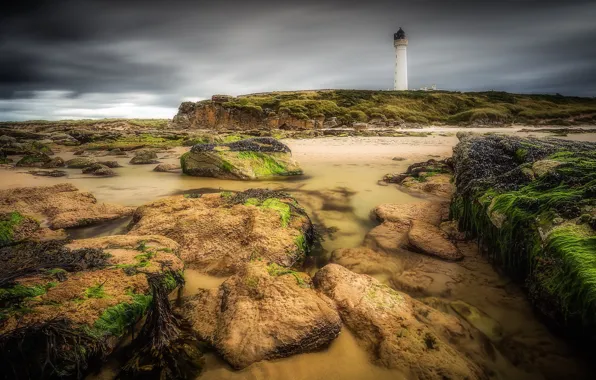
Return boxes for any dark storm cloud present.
[1,0,595,120]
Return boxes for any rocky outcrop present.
[0,235,184,378]
[451,134,596,341]
[178,261,341,369]
[128,189,314,275]
[0,183,134,229]
[172,101,319,131]
[15,153,52,167]
[180,137,302,180]
[313,264,485,379]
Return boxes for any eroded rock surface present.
[0,183,134,229]
[128,190,313,275]
[178,261,341,369]
[180,137,302,180]
[313,264,485,379]
[0,235,184,378]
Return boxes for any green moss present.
[0,212,25,246]
[92,293,152,337]
[85,283,107,299]
[82,133,184,151]
[220,159,234,172]
[244,197,292,227]
[220,191,233,199]
[295,234,307,254]
[180,152,190,171]
[236,151,289,176]
[515,148,528,162]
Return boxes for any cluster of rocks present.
[382,158,455,198]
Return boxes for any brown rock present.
[313,264,485,380]
[127,191,312,275]
[408,220,463,261]
[0,183,134,229]
[129,150,159,164]
[153,163,181,172]
[178,261,341,369]
[372,201,449,226]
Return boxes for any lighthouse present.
[393,27,408,91]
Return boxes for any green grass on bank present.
[207,90,596,125]
[0,119,169,129]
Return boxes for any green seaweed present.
[92,293,153,337]
[0,212,24,246]
[85,283,107,299]
[452,149,596,331]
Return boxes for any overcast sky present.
[1,0,595,121]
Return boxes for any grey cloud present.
[0,0,595,120]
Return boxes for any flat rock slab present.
[178,261,341,369]
[408,220,463,261]
[313,264,485,380]
[0,183,134,229]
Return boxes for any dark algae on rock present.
[450,133,596,340]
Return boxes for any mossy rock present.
[15,153,52,167]
[0,235,184,378]
[0,212,39,247]
[128,189,315,276]
[65,157,97,168]
[451,134,596,341]
[181,137,302,180]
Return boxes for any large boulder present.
[177,261,341,369]
[180,137,302,180]
[128,189,314,275]
[15,153,52,167]
[313,264,485,379]
[0,235,184,378]
[82,163,116,176]
[451,134,596,340]
[0,183,134,229]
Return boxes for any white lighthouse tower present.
[393,27,408,91]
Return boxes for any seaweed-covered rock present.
[383,159,454,198]
[180,137,302,180]
[313,264,485,379]
[15,153,52,167]
[128,190,314,276]
[0,235,184,379]
[42,156,65,168]
[96,160,122,168]
[130,150,159,165]
[0,183,134,229]
[451,134,596,341]
[65,157,96,168]
[178,261,340,369]
[82,163,116,177]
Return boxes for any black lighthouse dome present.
[394,27,406,40]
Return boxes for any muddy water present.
[2,128,595,379]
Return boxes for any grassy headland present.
[216,90,596,125]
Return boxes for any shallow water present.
[2,128,595,379]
